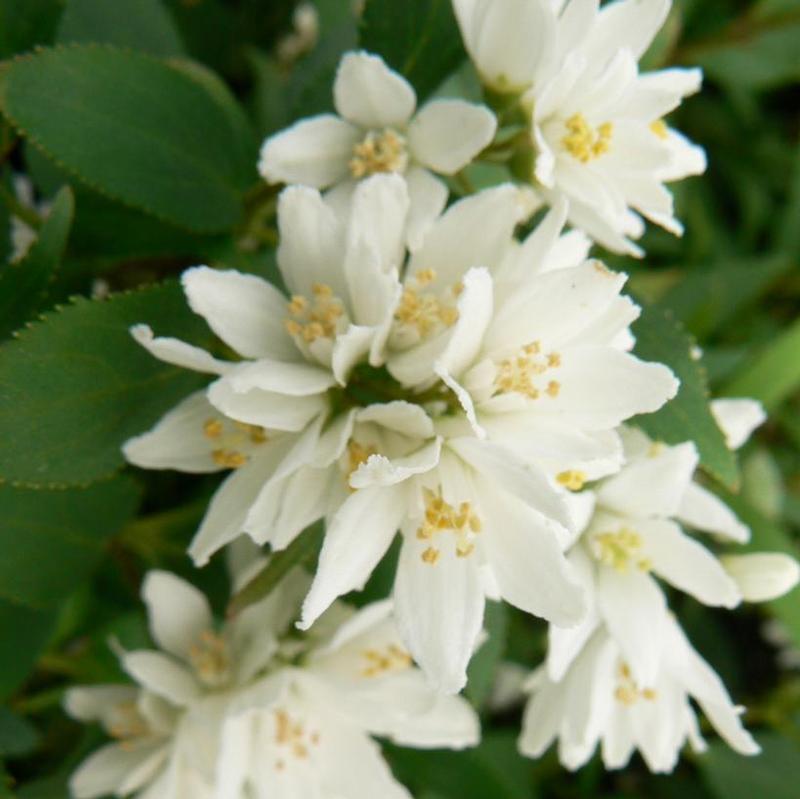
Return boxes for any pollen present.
[285,283,345,343]
[494,341,562,400]
[614,662,658,706]
[189,630,231,688]
[273,708,320,764]
[345,440,378,489]
[360,644,413,677]
[212,449,248,469]
[562,113,614,163]
[108,701,149,745]
[592,528,652,574]
[349,128,409,178]
[203,418,224,438]
[557,470,587,491]
[202,418,267,469]
[650,119,669,139]
[394,270,461,339]
[417,488,481,564]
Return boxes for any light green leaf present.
[632,305,739,489]
[0,281,208,486]
[0,478,139,609]
[359,0,466,101]
[57,0,185,56]
[0,46,250,232]
[466,600,508,709]
[722,317,800,411]
[0,187,73,339]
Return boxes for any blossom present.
[66,569,478,798]
[452,0,706,254]
[259,50,497,246]
[519,616,760,773]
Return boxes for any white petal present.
[405,166,448,251]
[638,519,741,608]
[721,553,800,603]
[332,324,376,384]
[356,401,435,439]
[123,391,226,474]
[181,267,296,361]
[117,747,170,796]
[122,651,200,705]
[64,685,138,726]
[711,398,766,450]
[519,674,563,759]
[258,114,360,188]
[597,442,698,518]
[408,100,496,175]
[131,324,230,375]
[676,482,750,543]
[70,743,163,799]
[334,51,416,129]
[142,571,213,662]
[299,485,407,629]
[597,568,667,686]
[478,485,586,626]
[394,531,485,694]
[224,359,336,396]
[350,439,441,489]
[589,0,670,63]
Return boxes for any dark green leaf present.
[0,0,62,59]
[0,708,39,758]
[56,0,185,56]
[0,600,56,701]
[360,0,466,101]
[0,187,73,339]
[0,46,249,232]
[466,600,508,709]
[0,280,208,486]
[0,478,139,608]
[632,306,739,489]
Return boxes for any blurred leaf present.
[0,281,208,486]
[0,46,250,232]
[632,306,739,489]
[700,733,800,799]
[741,448,785,520]
[0,187,73,339]
[0,478,139,609]
[360,0,466,101]
[247,49,291,137]
[0,708,39,758]
[0,601,56,701]
[466,601,508,709]
[0,0,62,59]
[722,317,800,411]
[57,0,185,56]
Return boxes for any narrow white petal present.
[64,685,138,726]
[350,439,441,489]
[405,167,448,251]
[70,744,163,799]
[142,571,213,662]
[122,651,200,706]
[711,398,767,450]
[676,482,750,543]
[258,114,360,188]
[356,401,435,439]
[130,324,230,375]
[334,51,416,129]
[181,267,296,361]
[225,359,336,396]
[721,553,800,602]
[408,100,496,175]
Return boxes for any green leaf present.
[466,600,508,709]
[632,305,739,489]
[0,280,208,486]
[0,46,249,232]
[0,187,73,339]
[359,0,466,101]
[0,708,39,758]
[0,478,139,609]
[722,317,800,412]
[56,0,185,56]
[700,733,800,799]
[227,524,324,618]
[0,600,56,701]
[0,0,62,59]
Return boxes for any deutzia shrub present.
[0,1,798,797]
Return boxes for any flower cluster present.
[64,0,800,792]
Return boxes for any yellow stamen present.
[285,283,345,343]
[557,470,587,491]
[360,644,413,677]
[562,113,614,163]
[417,489,481,564]
[614,661,658,705]
[203,419,224,439]
[189,630,231,688]
[212,449,248,469]
[349,128,408,178]
[592,528,651,573]
[650,119,669,139]
[394,269,461,338]
[494,341,562,400]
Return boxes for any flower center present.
[360,644,413,677]
[285,282,346,344]
[556,470,587,491]
[614,661,658,706]
[650,119,669,140]
[591,528,652,573]
[272,708,321,770]
[203,417,268,469]
[493,340,562,400]
[344,439,378,489]
[188,630,231,688]
[561,113,613,163]
[108,701,150,749]
[393,269,461,342]
[349,128,408,178]
[416,488,482,564]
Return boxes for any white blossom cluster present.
[67,0,799,795]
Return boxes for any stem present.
[0,184,42,230]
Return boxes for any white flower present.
[9,174,51,262]
[519,616,760,773]
[452,0,706,254]
[711,397,767,450]
[66,570,479,799]
[721,553,800,603]
[259,50,497,247]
